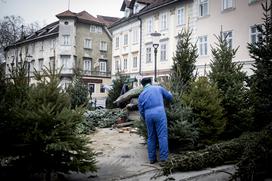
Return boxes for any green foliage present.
[106,74,127,109]
[209,33,253,139]
[85,108,127,129]
[0,64,96,179]
[170,30,198,94]
[182,77,226,144]
[167,96,199,150]
[162,132,259,176]
[67,76,89,109]
[248,1,272,130]
[234,124,272,181]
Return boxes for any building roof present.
[110,0,180,29]
[5,10,118,50]
[97,15,120,26]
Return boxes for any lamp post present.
[150,31,161,82]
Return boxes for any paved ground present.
[65,128,236,181]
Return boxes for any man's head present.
[141,77,152,87]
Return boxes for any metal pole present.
[154,47,157,82]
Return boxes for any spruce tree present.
[209,33,253,139]
[106,73,127,109]
[67,76,89,109]
[0,64,96,180]
[170,30,198,94]
[182,77,226,144]
[248,0,272,129]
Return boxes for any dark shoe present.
[149,160,157,164]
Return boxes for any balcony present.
[83,70,111,77]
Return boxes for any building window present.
[49,57,55,67]
[61,55,70,69]
[84,39,92,49]
[84,59,91,72]
[96,26,102,33]
[160,13,167,31]
[51,39,56,49]
[90,25,96,32]
[38,58,43,71]
[99,61,107,72]
[133,28,139,44]
[177,8,185,26]
[133,56,137,68]
[146,47,152,63]
[147,18,153,34]
[40,41,44,51]
[222,0,234,10]
[160,42,167,61]
[88,84,95,93]
[199,0,209,17]
[100,84,105,93]
[250,25,262,44]
[115,59,120,71]
[198,36,208,56]
[100,41,108,51]
[123,58,128,70]
[115,36,119,49]
[30,60,35,72]
[124,34,128,46]
[63,35,70,45]
[223,31,233,48]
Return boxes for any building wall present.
[111,20,141,79]
[193,0,264,75]
[140,1,193,81]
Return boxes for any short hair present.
[141,77,152,87]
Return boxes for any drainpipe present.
[137,16,142,75]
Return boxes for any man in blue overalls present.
[138,78,173,164]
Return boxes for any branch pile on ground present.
[162,132,259,175]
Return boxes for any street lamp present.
[150,31,161,82]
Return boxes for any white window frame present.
[61,55,70,69]
[198,36,208,56]
[99,61,107,72]
[100,41,108,51]
[223,31,233,48]
[133,28,139,44]
[90,25,96,32]
[250,25,262,44]
[160,12,168,31]
[96,26,102,33]
[51,39,56,49]
[63,35,70,45]
[146,46,152,63]
[88,83,95,93]
[177,7,185,26]
[199,0,209,17]
[84,38,92,49]
[83,59,91,71]
[160,42,167,61]
[38,58,43,71]
[115,36,119,49]
[133,56,138,68]
[115,59,120,71]
[123,58,128,70]
[124,34,128,46]
[147,17,153,34]
[222,0,234,10]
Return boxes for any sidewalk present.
[65,128,236,181]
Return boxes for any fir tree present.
[67,76,89,109]
[0,64,96,180]
[209,33,253,139]
[170,30,198,94]
[248,0,272,129]
[106,73,127,109]
[182,77,226,144]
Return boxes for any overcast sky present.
[0,0,124,26]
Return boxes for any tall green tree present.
[248,0,272,130]
[106,73,127,109]
[0,64,96,180]
[170,30,198,94]
[182,77,226,144]
[209,33,253,139]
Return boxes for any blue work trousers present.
[145,107,168,161]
